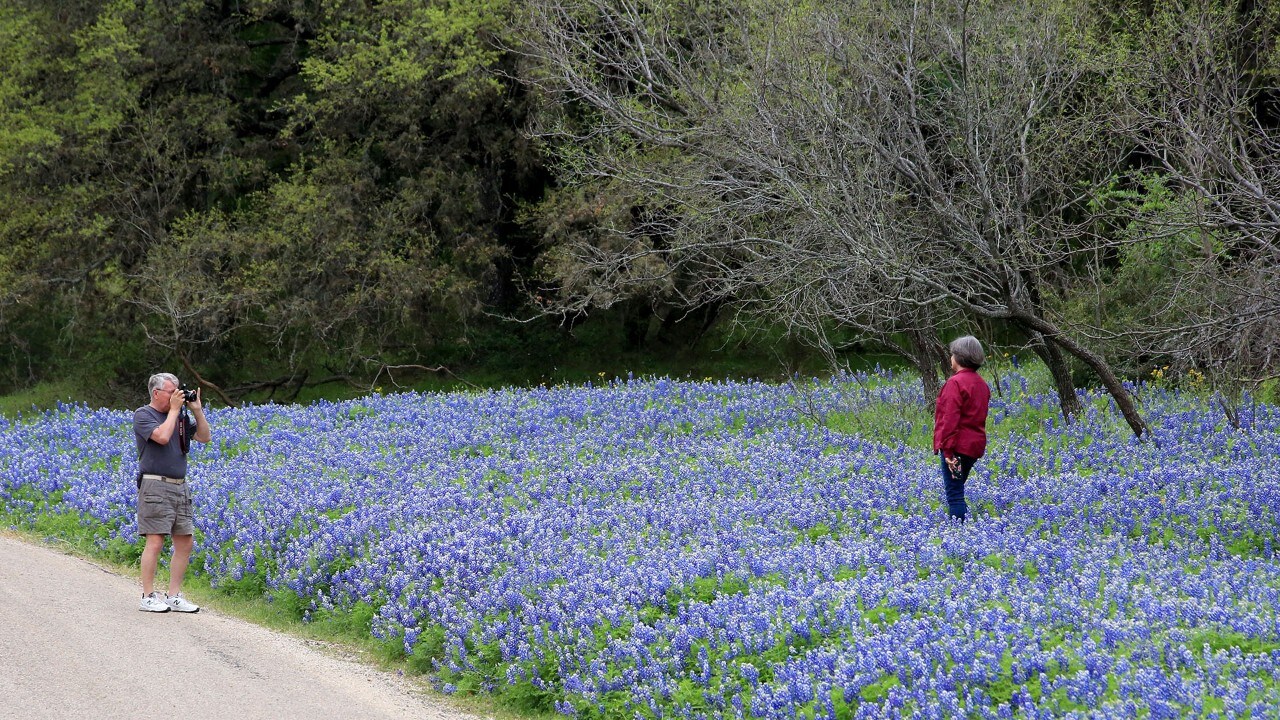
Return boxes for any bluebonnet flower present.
[2,374,1279,717]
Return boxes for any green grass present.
[815,362,1121,450]
[0,344,906,415]
[0,379,82,417]
[824,405,932,448]
[1184,629,1280,656]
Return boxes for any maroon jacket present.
[933,368,991,460]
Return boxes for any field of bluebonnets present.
[2,364,1280,719]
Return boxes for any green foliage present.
[825,407,932,449]
[860,601,901,628]
[264,587,310,621]
[502,673,560,714]
[297,0,509,111]
[0,491,142,564]
[858,673,902,703]
[821,687,854,720]
[309,600,378,641]
[1184,629,1280,656]
[217,570,271,599]
[820,376,934,450]
[408,624,449,669]
[802,522,834,542]
[0,5,61,174]
[666,573,751,608]
[1062,172,1215,373]
[0,0,547,399]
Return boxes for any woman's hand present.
[946,455,962,476]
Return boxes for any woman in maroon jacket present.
[933,336,991,522]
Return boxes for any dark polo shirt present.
[134,406,192,478]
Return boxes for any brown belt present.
[140,473,185,485]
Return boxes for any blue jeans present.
[940,454,976,521]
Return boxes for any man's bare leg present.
[168,534,193,596]
[141,534,166,596]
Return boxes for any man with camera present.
[133,372,212,613]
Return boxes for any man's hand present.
[168,386,203,413]
[190,387,212,442]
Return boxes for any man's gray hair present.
[949,336,985,369]
[148,372,180,398]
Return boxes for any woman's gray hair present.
[949,336,985,369]
[147,372,180,397]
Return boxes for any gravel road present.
[0,533,483,720]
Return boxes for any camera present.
[180,383,198,403]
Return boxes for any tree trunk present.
[653,302,721,349]
[904,329,946,413]
[178,350,237,408]
[1016,315,1148,437]
[694,301,722,346]
[622,302,649,350]
[1025,329,1084,422]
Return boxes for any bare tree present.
[519,0,1149,433]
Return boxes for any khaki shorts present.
[136,476,194,536]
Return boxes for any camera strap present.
[178,409,191,455]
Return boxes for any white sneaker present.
[164,593,200,613]
[139,592,171,613]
